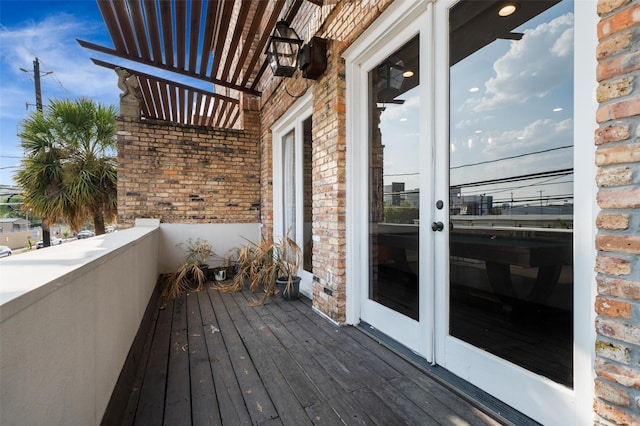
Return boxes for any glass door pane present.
[369,36,420,320]
[448,0,574,387]
[282,129,296,239]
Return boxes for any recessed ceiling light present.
[498,4,517,17]
[403,70,414,78]
[517,136,524,140]
[469,87,479,93]
[553,107,563,112]
[474,130,482,134]
[400,118,408,122]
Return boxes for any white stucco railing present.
[0,219,161,426]
[0,220,261,425]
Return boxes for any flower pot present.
[214,268,227,281]
[276,276,301,301]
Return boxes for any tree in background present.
[15,98,117,245]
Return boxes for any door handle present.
[431,221,444,232]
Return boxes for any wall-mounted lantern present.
[265,21,303,77]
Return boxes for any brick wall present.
[116,97,261,227]
[258,0,392,323]
[594,0,640,423]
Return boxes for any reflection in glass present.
[369,37,420,320]
[449,0,574,387]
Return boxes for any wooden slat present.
[127,0,151,60]
[209,290,279,424]
[210,0,235,79]
[131,299,173,425]
[185,291,221,425]
[240,0,287,87]
[194,93,204,126]
[82,43,261,96]
[214,102,228,128]
[198,290,252,425]
[188,0,203,73]
[198,0,219,76]
[231,0,268,84]
[159,83,171,121]
[178,88,185,124]
[187,91,195,125]
[175,0,187,70]
[142,0,163,63]
[107,287,511,425]
[90,59,241,104]
[219,0,252,81]
[163,297,191,425]
[227,292,312,425]
[169,85,178,123]
[148,80,162,120]
[227,108,241,129]
[96,0,127,52]
[158,0,174,67]
[138,77,153,118]
[112,1,139,56]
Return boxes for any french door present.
[272,93,314,297]
[346,1,592,424]
[434,2,577,424]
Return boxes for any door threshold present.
[358,321,541,426]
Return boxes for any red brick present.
[595,378,631,406]
[595,358,640,388]
[597,78,633,102]
[596,99,640,122]
[595,255,632,276]
[597,32,633,60]
[596,213,630,230]
[596,144,640,165]
[594,399,640,425]
[596,235,640,254]
[596,316,640,345]
[597,188,640,209]
[598,3,640,37]
[597,51,640,82]
[595,124,630,145]
[596,166,632,186]
[598,0,632,16]
[598,276,640,300]
[595,296,632,318]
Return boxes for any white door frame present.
[272,91,314,298]
[344,0,432,357]
[344,0,597,424]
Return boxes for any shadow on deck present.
[109,285,508,425]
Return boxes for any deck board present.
[111,285,509,425]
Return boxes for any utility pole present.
[33,58,43,112]
[21,58,52,247]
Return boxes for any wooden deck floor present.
[115,286,508,425]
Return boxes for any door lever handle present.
[431,221,444,232]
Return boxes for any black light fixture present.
[265,21,303,77]
[298,36,327,80]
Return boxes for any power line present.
[450,145,572,170]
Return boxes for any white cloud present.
[467,13,574,113]
[379,95,420,122]
[0,13,119,112]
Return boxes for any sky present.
[379,0,574,208]
[0,0,122,186]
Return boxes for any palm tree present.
[15,98,117,245]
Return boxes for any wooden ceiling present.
[80,0,321,129]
